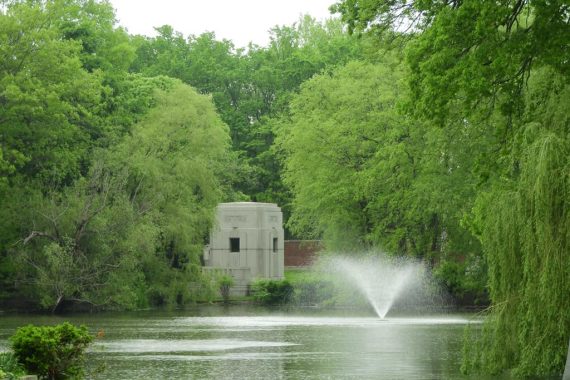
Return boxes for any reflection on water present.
[101,339,298,352]
[0,306,493,380]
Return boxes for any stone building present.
[203,202,284,295]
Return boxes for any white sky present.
[110,0,338,48]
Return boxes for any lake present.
[0,306,495,379]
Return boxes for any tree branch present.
[22,230,58,245]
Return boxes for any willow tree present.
[332,0,570,375]
[15,79,231,311]
[463,68,570,376]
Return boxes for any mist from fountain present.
[323,255,427,319]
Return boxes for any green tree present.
[12,80,231,311]
[0,0,104,188]
[129,17,365,213]
[247,16,365,212]
[278,58,480,260]
[109,80,230,281]
[0,0,105,301]
[463,67,570,376]
[11,322,93,379]
[333,0,570,375]
[332,0,569,122]
[0,0,146,305]
[0,0,138,188]
[278,60,403,248]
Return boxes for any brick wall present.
[284,240,323,267]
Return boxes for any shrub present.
[218,275,234,303]
[10,322,93,380]
[251,279,294,305]
[292,277,336,306]
[0,352,25,380]
[286,269,339,307]
[433,257,488,305]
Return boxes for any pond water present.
[0,306,497,379]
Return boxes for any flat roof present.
[217,202,279,208]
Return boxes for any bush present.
[0,352,25,380]
[10,322,93,380]
[286,269,339,307]
[292,277,336,306]
[433,260,465,296]
[251,279,294,305]
[433,257,488,305]
[218,275,234,303]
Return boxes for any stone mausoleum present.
[203,202,284,295]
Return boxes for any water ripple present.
[97,338,298,353]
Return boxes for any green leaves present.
[0,1,234,310]
[0,0,109,187]
[279,58,448,252]
[110,81,229,261]
[11,322,93,380]
[335,0,570,123]
[333,1,569,375]
[128,16,365,207]
[251,279,294,305]
[3,72,231,311]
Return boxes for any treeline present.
[0,0,366,311]
[0,0,234,312]
[128,17,365,210]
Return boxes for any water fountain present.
[322,255,429,318]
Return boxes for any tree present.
[278,55,487,306]
[247,16,366,211]
[129,17,366,213]
[463,67,570,376]
[278,60,401,248]
[278,57,481,262]
[0,0,138,188]
[12,80,231,311]
[0,0,104,188]
[0,0,147,305]
[332,0,570,375]
[332,0,569,122]
[0,1,235,309]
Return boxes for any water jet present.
[323,255,427,318]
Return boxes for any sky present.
[110,0,338,48]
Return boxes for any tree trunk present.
[51,294,63,314]
[562,341,570,380]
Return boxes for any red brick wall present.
[284,240,323,267]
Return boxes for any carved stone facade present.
[203,202,284,295]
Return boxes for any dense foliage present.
[127,16,366,222]
[0,0,369,311]
[251,279,294,305]
[0,352,25,380]
[277,57,486,297]
[331,0,570,376]
[218,275,234,303]
[11,322,93,379]
[0,0,567,376]
[0,1,229,311]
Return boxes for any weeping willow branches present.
[464,72,570,375]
